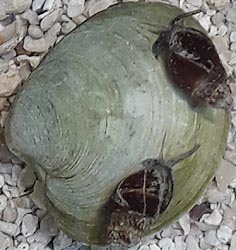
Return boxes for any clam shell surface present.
[4,2,229,245]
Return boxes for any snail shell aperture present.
[4,2,229,247]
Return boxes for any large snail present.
[4,2,230,247]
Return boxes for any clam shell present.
[4,2,229,245]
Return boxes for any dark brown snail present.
[152,9,232,110]
[106,134,200,245]
[4,2,230,247]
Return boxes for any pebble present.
[218,24,228,37]
[30,181,46,210]
[40,215,58,236]
[230,42,236,51]
[4,0,32,14]
[230,31,236,43]
[217,225,232,243]
[40,8,61,31]
[21,214,39,237]
[32,0,46,11]
[207,0,231,9]
[230,232,236,250]
[53,231,73,250]
[198,14,212,32]
[0,72,22,97]
[2,206,17,223]
[215,159,236,191]
[21,9,39,25]
[28,25,44,39]
[203,209,223,226]
[67,0,85,18]
[149,244,160,250]
[0,174,4,188]
[23,23,61,52]
[0,195,7,212]
[178,214,190,235]
[158,238,175,250]
[15,208,32,226]
[27,229,52,245]
[44,0,62,11]
[18,242,29,250]
[174,236,186,250]
[0,231,13,250]
[17,167,36,191]
[204,230,222,247]
[211,11,224,26]
[186,235,200,250]
[61,15,77,34]
[0,163,13,174]
[226,5,236,24]
[0,221,18,236]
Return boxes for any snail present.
[106,133,200,245]
[152,9,232,110]
[4,2,230,247]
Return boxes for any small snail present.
[106,134,200,245]
[152,9,232,110]
[4,2,229,247]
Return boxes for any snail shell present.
[152,9,232,110]
[4,2,229,246]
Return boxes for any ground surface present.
[0,0,236,250]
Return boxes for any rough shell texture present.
[4,2,229,246]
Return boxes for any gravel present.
[0,0,236,249]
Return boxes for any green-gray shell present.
[4,2,229,246]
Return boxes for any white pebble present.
[230,31,236,43]
[174,236,186,250]
[4,0,32,14]
[0,195,7,212]
[186,235,200,250]
[139,245,149,250]
[230,232,236,250]
[230,42,236,51]
[3,206,17,223]
[21,9,39,25]
[209,25,218,37]
[61,16,77,34]
[27,229,52,245]
[149,244,160,250]
[0,174,4,188]
[18,242,29,250]
[22,214,39,237]
[67,0,85,18]
[40,8,61,31]
[203,209,222,226]
[198,14,212,31]
[29,242,47,250]
[205,230,222,247]
[44,0,62,11]
[15,208,32,226]
[32,0,46,11]
[217,225,232,243]
[28,25,44,39]
[0,221,18,236]
[218,24,228,37]
[0,231,13,249]
[158,238,175,250]
[178,214,190,235]
[24,23,61,52]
